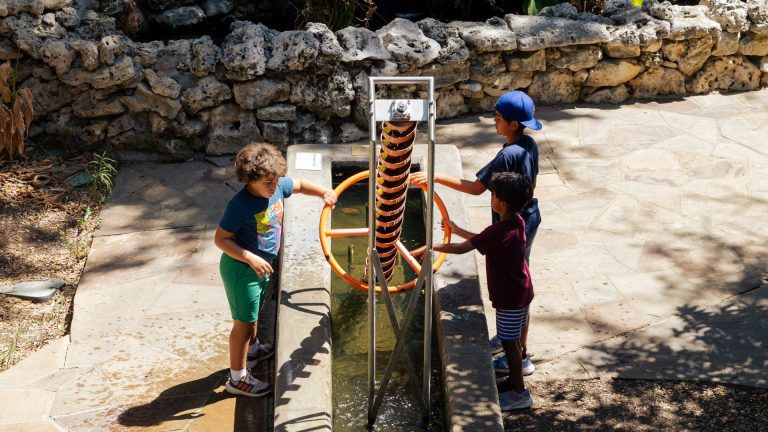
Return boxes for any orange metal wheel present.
[318,170,452,294]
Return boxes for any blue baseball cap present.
[495,91,542,131]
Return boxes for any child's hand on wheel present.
[323,190,337,208]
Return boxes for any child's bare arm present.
[214,226,273,277]
[412,240,475,257]
[293,178,337,207]
[443,219,476,240]
[411,172,487,195]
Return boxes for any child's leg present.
[501,339,524,393]
[230,320,257,371]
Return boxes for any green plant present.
[0,324,23,370]
[0,59,34,161]
[87,151,118,202]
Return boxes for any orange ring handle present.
[319,170,452,294]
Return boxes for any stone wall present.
[1,0,767,159]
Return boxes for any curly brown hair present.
[234,142,287,183]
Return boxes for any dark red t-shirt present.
[469,215,534,310]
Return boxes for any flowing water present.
[330,165,443,432]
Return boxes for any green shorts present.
[219,253,270,323]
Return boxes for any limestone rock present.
[686,54,761,93]
[761,57,768,73]
[135,41,164,67]
[99,35,134,66]
[267,30,319,72]
[59,68,92,87]
[436,88,466,119]
[377,18,440,67]
[70,39,98,70]
[419,62,470,88]
[3,14,47,59]
[120,83,182,118]
[72,91,125,118]
[55,6,80,28]
[91,55,141,89]
[260,121,289,144]
[643,1,721,40]
[662,36,715,75]
[449,17,517,53]
[459,81,484,98]
[607,7,670,47]
[527,69,581,104]
[207,103,262,155]
[257,103,296,122]
[505,14,611,51]
[708,0,750,33]
[370,60,399,76]
[336,26,390,63]
[470,53,506,85]
[190,36,219,77]
[172,116,207,138]
[40,38,75,75]
[289,71,354,118]
[416,18,470,65]
[305,23,343,68]
[154,6,205,28]
[107,113,137,137]
[739,33,768,56]
[144,69,181,99]
[482,71,534,97]
[548,45,602,71]
[748,0,768,35]
[221,21,272,80]
[642,39,663,53]
[504,50,546,72]
[628,66,686,98]
[0,39,22,60]
[584,84,630,104]
[233,78,290,109]
[181,76,232,114]
[21,78,73,115]
[42,0,71,11]
[339,122,366,142]
[290,111,315,135]
[538,2,579,19]
[201,0,232,17]
[711,31,740,56]
[604,43,641,58]
[0,0,45,17]
[586,59,643,87]
[156,39,192,73]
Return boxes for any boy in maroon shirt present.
[413,171,534,410]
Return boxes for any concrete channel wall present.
[276,144,503,431]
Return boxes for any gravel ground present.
[504,378,768,431]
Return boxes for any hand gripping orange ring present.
[319,170,451,294]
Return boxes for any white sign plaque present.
[295,152,322,171]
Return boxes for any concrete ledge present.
[277,144,502,431]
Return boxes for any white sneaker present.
[522,355,535,376]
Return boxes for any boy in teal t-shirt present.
[214,142,336,397]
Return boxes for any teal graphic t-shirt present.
[219,177,294,262]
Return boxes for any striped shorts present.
[496,306,530,342]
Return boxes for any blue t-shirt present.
[219,177,294,262]
[476,135,541,236]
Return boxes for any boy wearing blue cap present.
[411,89,542,379]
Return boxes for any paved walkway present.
[1,90,767,430]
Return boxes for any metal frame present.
[366,77,436,426]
